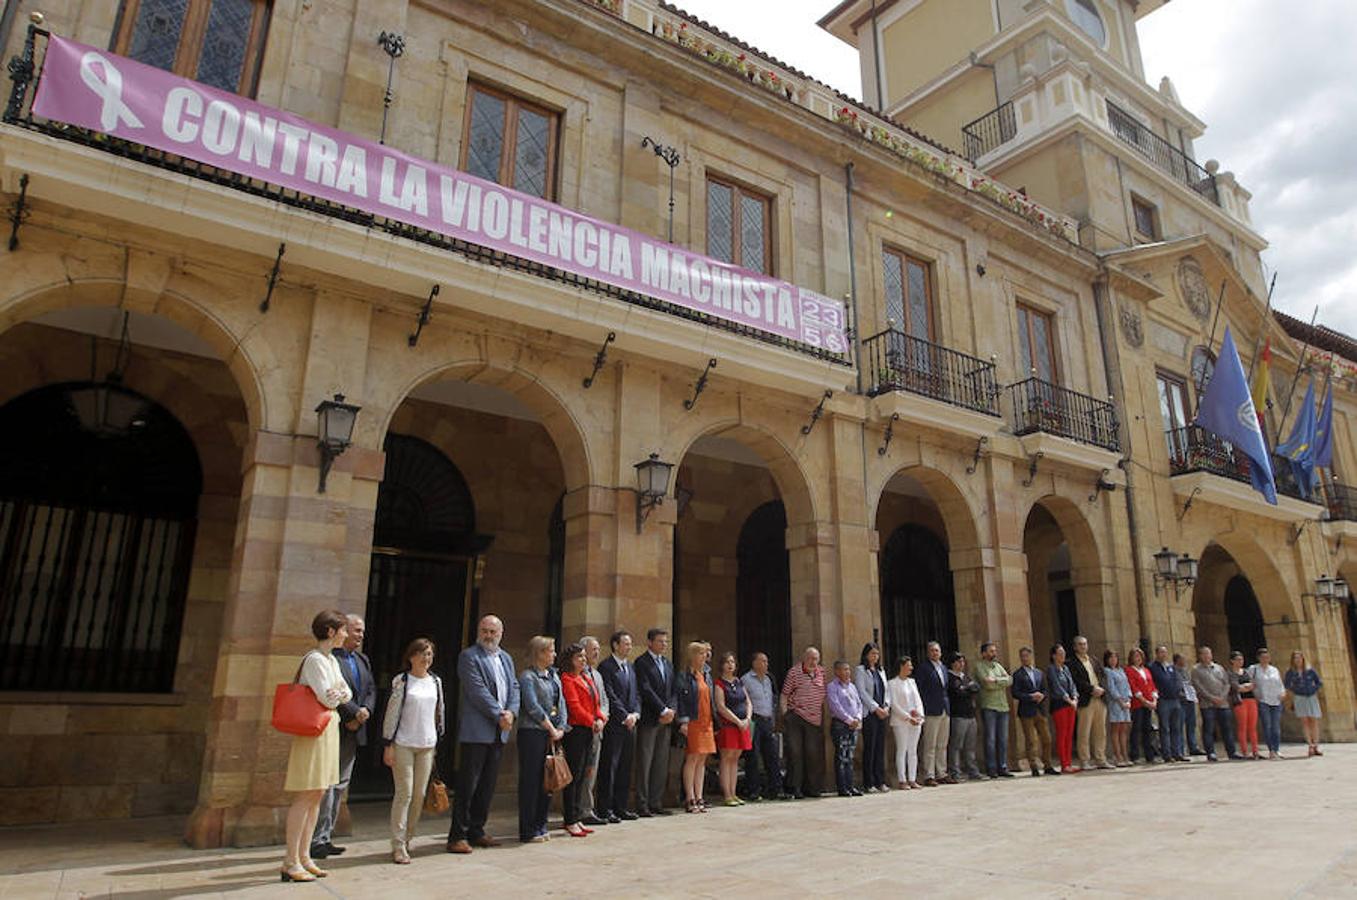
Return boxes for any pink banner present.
[32,36,847,353]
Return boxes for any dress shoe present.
[618,811,639,820]
[472,835,500,848]
[776,792,795,801]
[940,776,958,785]
[581,815,608,826]
[447,840,473,854]
[605,813,622,824]
[324,843,346,856]
[654,807,673,816]
[636,809,654,818]
[923,778,938,787]
[1044,767,1060,775]
[1030,768,1041,777]
[998,770,1015,778]
[308,844,330,860]
[849,788,863,796]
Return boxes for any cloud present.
[672,0,1356,336]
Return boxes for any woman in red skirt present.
[713,650,754,807]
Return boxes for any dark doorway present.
[879,524,956,667]
[1054,587,1080,652]
[1224,575,1266,660]
[736,501,792,682]
[353,434,483,799]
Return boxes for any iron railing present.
[1328,484,1357,522]
[962,102,1017,162]
[1,25,849,365]
[864,328,1000,416]
[1106,101,1219,206]
[1166,426,1311,502]
[1007,377,1119,451]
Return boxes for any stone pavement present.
[2,744,1355,899]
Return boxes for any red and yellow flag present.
[1249,338,1271,429]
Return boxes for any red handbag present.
[271,654,331,737]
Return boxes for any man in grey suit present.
[578,635,611,827]
[447,615,520,854]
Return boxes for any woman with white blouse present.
[1251,648,1287,759]
[382,637,445,864]
[886,656,925,789]
[281,609,352,883]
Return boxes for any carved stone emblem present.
[1118,303,1144,348]
[1176,256,1212,322]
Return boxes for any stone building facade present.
[0,0,1352,845]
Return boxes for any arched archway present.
[1191,538,1296,663]
[1021,495,1108,654]
[1224,575,1267,660]
[736,500,792,680]
[879,524,956,666]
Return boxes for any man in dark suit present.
[447,615,520,854]
[1012,646,1056,776]
[311,613,374,859]
[597,629,641,822]
[632,627,677,816]
[916,640,954,786]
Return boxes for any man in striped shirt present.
[780,647,827,799]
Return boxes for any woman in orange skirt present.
[713,650,754,806]
[677,641,717,812]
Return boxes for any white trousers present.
[892,722,921,784]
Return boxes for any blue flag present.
[1276,380,1318,499]
[1194,327,1276,505]
[1314,381,1334,472]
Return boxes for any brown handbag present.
[423,769,450,814]
[542,740,573,793]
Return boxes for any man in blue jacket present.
[447,615,520,854]
[1012,646,1056,776]
[632,628,677,816]
[597,629,642,822]
[311,613,373,859]
[1150,645,1186,762]
[916,641,954,786]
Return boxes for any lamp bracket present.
[7,172,29,252]
[259,242,285,313]
[965,436,989,475]
[377,31,406,145]
[801,390,833,435]
[407,283,440,347]
[877,412,900,457]
[683,358,717,411]
[636,490,664,533]
[1288,519,1309,546]
[1021,450,1044,488]
[1089,468,1116,503]
[583,331,616,388]
[1176,485,1202,521]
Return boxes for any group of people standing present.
[276,609,1327,881]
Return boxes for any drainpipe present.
[1092,271,1151,650]
[0,3,21,64]
[868,0,885,109]
[845,162,864,395]
[968,51,1000,111]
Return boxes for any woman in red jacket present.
[1125,647,1158,764]
[560,642,605,838]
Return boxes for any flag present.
[1276,380,1318,499]
[1249,338,1271,432]
[1194,327,1276,505]
[1314,380,1334,472]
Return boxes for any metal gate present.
[736,500,792,681]
[879,523,957,666]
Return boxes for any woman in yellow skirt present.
[281,609,353,883]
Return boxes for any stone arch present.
[868,464,983,554]
[671,419,817,527]
[1189,531,1299,659]
[1021,493,1111,652]
[0,271,268,436]
[372,359,593,493]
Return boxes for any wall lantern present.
[1153,546,1178,582]
[1335,578,1351,602]
[316,393,360,493]
[1175,553,1198,586]
[67,311,148,435]
[634,452,674,533]
[1315,574,1335,599]
[1152,546,1195,598]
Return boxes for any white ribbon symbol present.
[78,51,144,132]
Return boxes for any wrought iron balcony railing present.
[1106,101,1219,206]
[1328,484,1357,522]
[1166,426,1310,502]
[864,328,1000,416]
[1007,377,1119,451]
[962,102,1017,163]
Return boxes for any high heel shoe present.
[300,860,328,878]
[280,866,316,883]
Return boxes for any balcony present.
[962,102,1017,163]
[1326,484,1357,522]
[1166,426,1309,503]
[1106,102,1219,206]
[864,328,1000,416]
[1007,378,1119,452]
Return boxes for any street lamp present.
[1153,546,1196,597]
[1315,574,1335,600]
[634,452,674,533]
[316,393,360,493]
[1175,553,1198,586]
[1335,578,1351,602]
[1153,546,1178,582]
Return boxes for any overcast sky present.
[672,0,1356,336]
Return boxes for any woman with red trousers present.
[1045,644,1079,774]
[560,642,606,838]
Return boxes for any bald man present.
[447,615,520,854]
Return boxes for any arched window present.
[0,382,202,693]
[112,0,272,96]
[1191,345,1217,399]
[1065,0,1107,46]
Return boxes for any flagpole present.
[1204,279,1227,355]
[1246,271,1277,383]
[1275,303,1320,445]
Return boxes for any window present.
[1131,196,1158,241]
[1017,303,1058,383]
[461,83,560,200]
[881,248,935,339]
[1190,345,1216,399]
[113,0,271,96]
[1065,0,1107,46]
[1157,371,1190,461]
[706,176,772,274]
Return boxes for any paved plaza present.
[1,744,1354,899]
